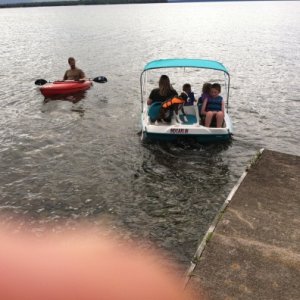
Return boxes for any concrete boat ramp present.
[186,149,300,300]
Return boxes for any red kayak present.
[40,80,92,97]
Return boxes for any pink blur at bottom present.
[0,228,199,300]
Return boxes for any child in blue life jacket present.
[182,83,195,106]
[201,83,224,128]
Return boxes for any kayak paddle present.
[34,76,108,86]
[35,79,48,86]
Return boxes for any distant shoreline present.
[0,0,166,9]
[0,0,293,9]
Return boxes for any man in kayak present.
[63,57,86,81]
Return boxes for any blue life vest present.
[184,92,195,106]
[206,96,223,111]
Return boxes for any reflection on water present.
[43,90,88,104]
[42,91,88,116]
[0,1,299,267]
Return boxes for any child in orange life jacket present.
[201,83,224,128]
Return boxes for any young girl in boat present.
[198,82,211,124]
[199,83,211,104]
[201,83,224,128]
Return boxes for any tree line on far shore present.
[0,0,167,8]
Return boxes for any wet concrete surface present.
[187,150,300,300]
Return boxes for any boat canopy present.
[143,59,229,75]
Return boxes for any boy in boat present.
[201,83,224,128]
[182,83,196,106]
[63,57,86,81]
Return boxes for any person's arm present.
[221,99,225,114]
[201,98,208,115]
[63,71,68,81]
[147,89,156,105]
[79,69,86,81]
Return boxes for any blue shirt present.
[184,92,196,106]
[206,96,223,111]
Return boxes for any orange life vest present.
[162,97,185,109]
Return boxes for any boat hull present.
[40,81,92,97]
[143,131,232,142]
[141,109,233,143]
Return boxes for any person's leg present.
[205,111,214,127]
[194,102,200,125]
[216,111,224,128]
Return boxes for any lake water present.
[0,1,299,267]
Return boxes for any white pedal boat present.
[140,58,233,142]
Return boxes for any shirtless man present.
[63,57,86,81]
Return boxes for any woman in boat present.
[147,75,178,105]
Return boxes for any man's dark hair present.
[68,57,75,63]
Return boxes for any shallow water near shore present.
[0,1,299,266]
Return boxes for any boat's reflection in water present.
[43,91,87,116]
[43,90,87,104]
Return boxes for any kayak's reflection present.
[42,91,86,116]
[43,90,87,104]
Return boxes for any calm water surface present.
[0,1,299,266]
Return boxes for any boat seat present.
[179,114,198,124]
[148,102,162,122]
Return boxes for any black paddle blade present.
[35,79,48,86]
[93,76,107,83]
